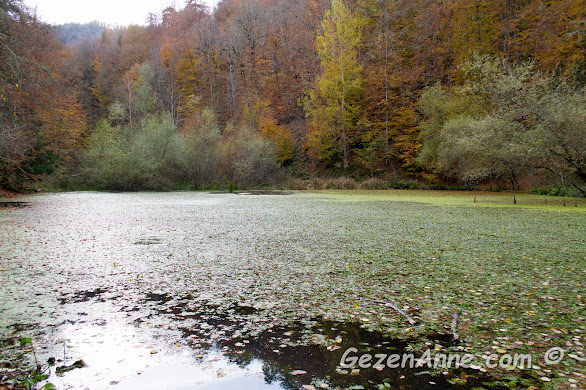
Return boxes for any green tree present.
[184,107,222,189]
[528,83,586,195]
[80,110,182,191]
[418,56,538,188]
[222,123,281,188]
[418,54,586,193]
[122,62,157,132]
[134,63,157,118]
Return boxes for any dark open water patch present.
[215,190,293,196]
[241,190,293,196]
[58,288,109,305]
[0,202,29,209]
[7,290,535,390]
[134,237,163,245]
[135,296,509,390]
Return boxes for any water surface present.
[2,192,581,389]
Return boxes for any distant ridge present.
[54,21,121,45]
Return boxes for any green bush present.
[78,109,284,191]
[222,124,283,188]
[183,108,222,189]
[532,186,579,197]
[79,114,181,191]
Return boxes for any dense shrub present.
[387,180,419,190]
[284,178,311,190]
[79,114,180,191]
[418,55,586,195]
[79,108,284,191]
[183,108,222,189]
[222,124,283,188]
[532,186,579,197]
[324,177,358,189]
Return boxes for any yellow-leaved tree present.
[305,0,365,173]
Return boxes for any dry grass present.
[358,177,388,190]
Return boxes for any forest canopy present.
[0,0,585,192]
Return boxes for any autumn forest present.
[1,0,585,193]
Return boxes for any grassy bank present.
[308,189,586,211]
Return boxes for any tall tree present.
[1,0,85,188]
[193,15,220,116]
[306,0,365,173]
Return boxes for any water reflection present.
[38,292,503,390]
[44,307,282,389]
[116,356,280,390]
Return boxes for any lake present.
[0,192,584,389]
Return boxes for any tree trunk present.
[127,82,133,132]
[338,30,348,174]
[207,50,215,116]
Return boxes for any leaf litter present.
[0,191,584,389]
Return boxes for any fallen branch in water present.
[354,295,419,326]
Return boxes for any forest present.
[1,0,585,193]
[1,2,586,388]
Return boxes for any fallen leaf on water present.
[568,354,585,362]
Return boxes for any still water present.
[0,192,503,389]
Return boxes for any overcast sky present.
[23,0,218,26]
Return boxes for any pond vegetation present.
[0,191,584,389]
